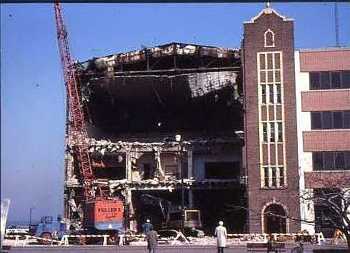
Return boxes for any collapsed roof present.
[76,42,242,138]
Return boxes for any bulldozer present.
[140,194,203,237]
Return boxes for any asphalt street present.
[5,245,349,253]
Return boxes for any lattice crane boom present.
[54,2,95,200]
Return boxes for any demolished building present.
[64,42,248,233]
[64,5,350,236]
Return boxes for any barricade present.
[226,232,325,245]
[59,234,110,246]
[4,234,61,246]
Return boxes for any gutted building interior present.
[64,42,247,233]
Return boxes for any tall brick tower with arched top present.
[242,6,300,233]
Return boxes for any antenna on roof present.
[334,2,340,47]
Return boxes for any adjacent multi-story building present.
[63,5,349,235]
[295,48,350,237]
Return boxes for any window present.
[310,72,320,89]
[346,152,350,170]
[344,111,350,128]
[320,72,330,89]
[279,167,285,186]
[258,52,282,105]
[271,167,277,187]
[262,166,285,188]
[323,112,332,129]
[333,111,343,129]
[263,123,268,142]
[261,85,266,104]
[331,72,341,88]
[324,152,334,170]
[335,152,345,170]
[274,54,280,69]
[313,152,350,171]
[277,122,283,142]
[264,29,275,47]
[313,152,323,171]
[260,54,266,70]
[311,111,350,129]
[267,53,273,68]
[275,70,281,83]
[270,122,275,142]
[310,71,350,90]
[269,84,274,103]
[264,167,269,187]
[276,84,281,104]
[311,112,322,129]
[260,71,266,83]
[268,71,274,83]
[343,71,350,88]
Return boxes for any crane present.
[54,2,125,232]
[54,2,96,201]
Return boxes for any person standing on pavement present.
[215,221,227,253]
[146,227,158,253]
[142,219,153,234]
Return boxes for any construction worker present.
[215,221,227,253]
[333,228,345,245]
[267,234,277,253]
[146,227,158,253]
[142,219,153,234]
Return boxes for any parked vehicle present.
[33,199,124,245]
[34,216,67,241]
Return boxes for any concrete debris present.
[109,178,195,190]
[86,138,190,154]
[188,71,237,98]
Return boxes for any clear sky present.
[1,2,350,224]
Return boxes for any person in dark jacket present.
[142,219,153,234]
[267,234,277,253]
[146,227,158,253]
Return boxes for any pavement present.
[4,245,349,253]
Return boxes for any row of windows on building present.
[262,121,283,143]
[259,52,283,106]
[309,71,350,90]
[313,151,350,171]
[311,111,350,129]
[261,84,282,104]
[262,166,285,188]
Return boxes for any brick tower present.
[242,6,300,233]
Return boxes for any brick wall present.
[243,9,300,233]
[303,130,350,151]
[304,171,350,188]
[301,90,350,112]
[300,49,350,72]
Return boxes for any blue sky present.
[1,3,350,224]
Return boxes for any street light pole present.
[29,207,35,227]
[176,134,185,234]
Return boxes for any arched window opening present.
[263,203,286,233]
[264,29,275,48]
